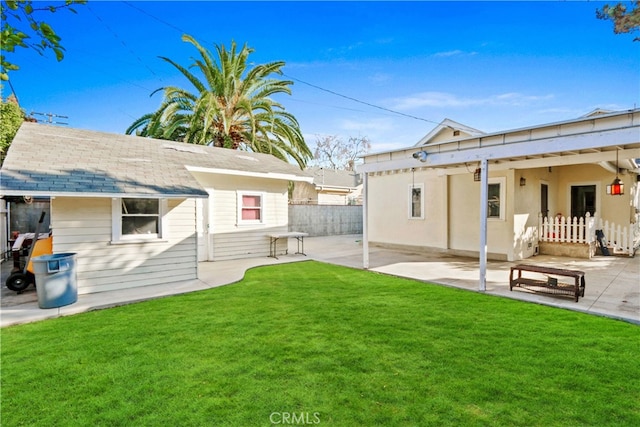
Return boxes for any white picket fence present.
[538,212,639,256]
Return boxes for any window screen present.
[121,198,159,235]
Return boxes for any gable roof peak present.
[582,108,616,118]
[414,118,485,147]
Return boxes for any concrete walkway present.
[1,235,638,327]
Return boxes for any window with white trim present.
[487,178,506,220]
[238,192,264,224]
[408,184,424,220]
[112,198,166,241]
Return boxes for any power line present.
[121,1,443,126]
[87,4,161,80]
[286,96,403,118]
[283,73,441,125]
[123,1,188,35]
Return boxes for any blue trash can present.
[32,253,78,309]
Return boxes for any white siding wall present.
[195,198,208,261]
[190,172,289,261]
[51,197,198,294]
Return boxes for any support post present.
[363,172,369,269]
[479,158,488,291]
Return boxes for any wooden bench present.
[509,264,585,302]
[268,232,309,259]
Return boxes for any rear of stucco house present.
[361,110,640,262]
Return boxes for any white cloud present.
[302,118,398,148]
[285,60,333,70]
[389,91,555,110]
[432,50,478,57]
[375,37,395,45]
[371,141,407,152]
[325,42,365,56]
[368,72,391,84]
[534,107,583,116]
[433,50,463,57]
[339,117,394,133]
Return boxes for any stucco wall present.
[539,241,596,258]
[317,193,349,205]
[367,168,518,260]
[364,162,638,262]
[513,167,558,259]
[291,182,318,204]
[367,169,448,249]
[448,170,514,260]
[555,164,635,225]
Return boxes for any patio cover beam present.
[359,125,640,174]
[428,147,640,176]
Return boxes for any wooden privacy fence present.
[288,205,363,237]
[538,212,639,256]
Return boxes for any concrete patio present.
[1,234,638,328]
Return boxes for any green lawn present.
[2,261,638,426]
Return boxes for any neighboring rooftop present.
[307,167,361,188]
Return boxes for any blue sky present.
[4,1,639,153]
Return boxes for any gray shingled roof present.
[307,167,361,188]
[1,122,311,198]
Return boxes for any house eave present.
[363,108,640,160]
[316,185,358,193]
[359,109,640,174]
[186,165,314,183]
[0,190,208,199]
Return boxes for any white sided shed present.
[0,123,312,294]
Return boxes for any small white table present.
[268,232,309,259]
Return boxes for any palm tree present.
[126,35,311,168]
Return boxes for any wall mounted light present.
[412,151,428,162]
[606,149,624,196]
[520,177,526,186]
[473,168,481,182]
